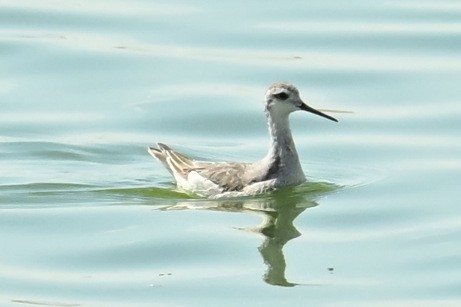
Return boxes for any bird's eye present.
[274,92,289,100]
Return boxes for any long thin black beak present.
[300,102,338,122]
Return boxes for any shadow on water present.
[159,181,340,287]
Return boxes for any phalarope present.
[148,82,338,198]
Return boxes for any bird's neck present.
[266,111,294,155]
[265,110,304,179]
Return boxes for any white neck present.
[264,109,305,183]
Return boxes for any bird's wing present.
[192,162,251,192]
[149,143,252,192]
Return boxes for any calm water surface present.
[1,0,461,306]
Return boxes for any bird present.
[148,82,338,198]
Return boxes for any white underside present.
[177,171,279,199]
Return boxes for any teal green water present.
[2,0,461,306]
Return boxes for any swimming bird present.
[148,82,338,198]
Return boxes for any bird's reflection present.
[161,182,337,287]
[255,192,315,287]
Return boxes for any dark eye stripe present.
[274,92,289,100]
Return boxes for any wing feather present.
[149,143,252,192]
[194,163,251,191]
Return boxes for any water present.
[1,0,461,306]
